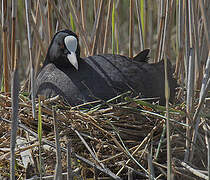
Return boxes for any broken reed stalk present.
[11,0,17,71]
[53,107,62,180]
[25,0,36,119]
[129,0,134,58]
[10,41,20,180]
[135,0,144,51]
[2,0,9,92]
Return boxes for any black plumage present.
[35,30,177,106]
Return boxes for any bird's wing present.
[133,49,150,62]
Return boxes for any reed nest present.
[0,91,209,179]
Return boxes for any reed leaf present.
[70,12,76,32]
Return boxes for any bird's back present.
[36,54,176,105]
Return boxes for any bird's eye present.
[60,44,65,49]
[58,43,65,49]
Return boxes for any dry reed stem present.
[135,0,144,51]
[47,0,53,43]
[53,107,62,179]
[103,0,113,54]
[67,140,73,180]
[11,0,17,71]
[198,0,210,50]
[2,0,9,92]
[129,0,134,58]
[91,0,105,55]
[154,0,165,62]
[80,0,86,31]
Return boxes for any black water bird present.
[35,29,176,106]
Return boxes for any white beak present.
[67,52,78,70]
[64,35,78,70]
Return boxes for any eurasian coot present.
[35,29,176,106]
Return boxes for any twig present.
[177,159,208,180]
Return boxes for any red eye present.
[60,44,64,49]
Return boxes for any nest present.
[0,92,209,179]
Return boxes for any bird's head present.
[44,29,80,70]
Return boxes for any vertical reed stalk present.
[190,54,210,162]
[68,0,91,54]
[38,96,43,178]
[144,1,148,48]
[2,0,9,92]
[175,0,185,79]
[185,0,195,162]
[198,0,209,49]
[67,140,73,180]
[164,0,175,59]
[53,107,62,180]
[103,0,113,54]
[47,0,53,43]
[154,0,165,62]
[10,41,20,180]
[160,0,170,60]
[112,0,115,54]
[25,0,36,119]
[80,0,86,31]
[91,0,105,55]
[164,59,172,179]
[129,0,134,58]
[135,0,144,51]
[11,0,17,71]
